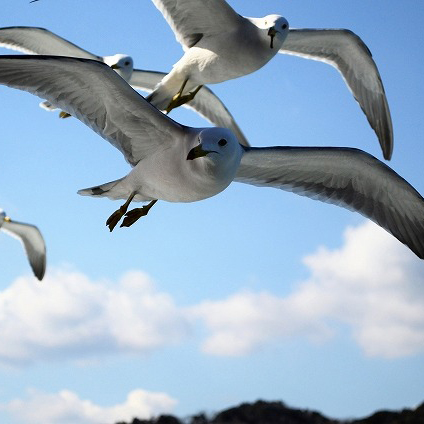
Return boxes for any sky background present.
[0,1,424,423]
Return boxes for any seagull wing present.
[235,146,424,259]
[280,29,393,160]
[0,26,101,59]
[130,69,249,146]
[0,55,186,166]
[151,0,242,50]
[1,220,46,280]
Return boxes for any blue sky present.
[0,1,424,423]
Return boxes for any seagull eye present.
[282,23,287,30]
[218,139,227,147]
[125,61,130,66]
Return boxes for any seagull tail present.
[39,100,58,112]
[77,177,129,201]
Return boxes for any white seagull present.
[147,0,393,159]
[0,209,46,280]
[0,55,421,259]
[0,26,248,146]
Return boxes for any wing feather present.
[151,0,242,50]
[236,147,424,258]
[281,29,393,159]
[0,55,185,166]
[1,220,46,280]
[130,69,249,146]
[0,26,101,59]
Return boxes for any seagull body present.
[149,0,393,159]
[0,55,422,257]
[84,125,243,205]
[0,26,249,146]
[147,10,290,111]
[0,209,46,280]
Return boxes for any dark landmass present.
[116,399,424,424]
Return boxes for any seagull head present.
[187,128,241,160]
[186,128,244,192]
[187,127,242,167]
[0,209,5,226]
[103,54,134,81]
[261,15,289,49]
[0,209,10,229]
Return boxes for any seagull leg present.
[180,85,203,106]
[59,111,72,119]
[120,200,158,228]
[165,79,203,114]
[165,79,189,114]
[106,192,136,232]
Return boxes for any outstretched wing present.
[130,69,249,146]
[280,29,393,160]
[236,146,424,259]
[0,26,101,59]
[0,55,185,166]
[151,0,243,50]
[1,220,46,280]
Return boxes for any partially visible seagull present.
[0,55,421,259]
[0,26,248,145]
[0,209,46,280]
[147,0,393,159]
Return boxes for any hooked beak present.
[267,27,277,49]
[110,64,121,70]
[187,144,212,160]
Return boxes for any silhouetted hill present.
[116,399,424,424]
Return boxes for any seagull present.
[0,26,248,146]
[0,55,422,259]
[0,209,46,280]
[147,0,393,159]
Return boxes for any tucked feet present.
[59,111,72,118]
[165,85,203,114]
[120,200,158,228]
[106,192,136,232]
[165,78,203,114]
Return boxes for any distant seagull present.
[0,26,248,146]
[147,0,393,159]
[0,209,46,280]
[0,56,421,258]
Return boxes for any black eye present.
[282,23,287,30]
[218,139,227,147]
[125,61,130,66]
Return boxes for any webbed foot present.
[106,192,136,232]
[165,79,203,114]
[106,207,126,232]
[120,200,158,228]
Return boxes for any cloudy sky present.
[1,1,424,423]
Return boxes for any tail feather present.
[77,177,129,201]
[39,100,58,111]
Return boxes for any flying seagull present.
[147,0,393,159]
[0,209,46,280]
[0,55,421,259]
[0,26,248,146]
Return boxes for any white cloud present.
[189,290,332,356]
[191,222,424,358]
[0,269,189,366]
[1,388,177,424]
[1,222,423,366]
